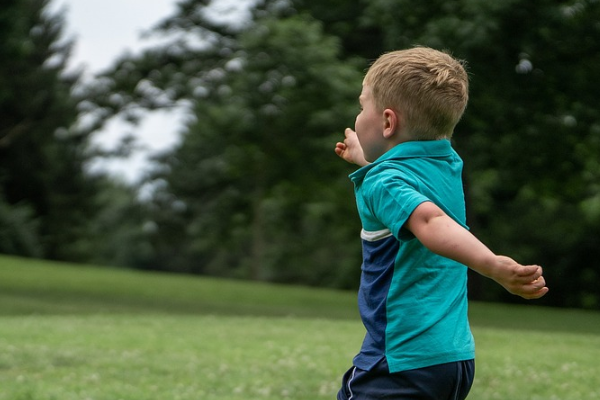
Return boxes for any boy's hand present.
[490,256,549,299]
[335,128,369,167]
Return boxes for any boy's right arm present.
[335,128,370,167]
[406,201,549,300]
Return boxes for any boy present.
[334,47,548,400]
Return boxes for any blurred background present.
[1,0,599,309]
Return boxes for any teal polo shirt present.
[349,139,475,373]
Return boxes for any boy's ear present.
[382,109,400,139]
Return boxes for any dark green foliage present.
[0,194,41,257]
[0,0,97,260]
[0,0,150,267]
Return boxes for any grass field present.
[1,255,600,400]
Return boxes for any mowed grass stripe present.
[2,255,600,335]
[0,255,358,319]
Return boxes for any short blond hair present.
[363,47,469,140]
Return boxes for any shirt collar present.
[350,139,453,183]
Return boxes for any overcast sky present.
[53,0,176,73]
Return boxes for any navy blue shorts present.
[337,358,475,400]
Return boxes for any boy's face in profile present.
[356,85,389,162]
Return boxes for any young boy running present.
[334,47,548,400]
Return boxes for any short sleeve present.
[363,167,429,241]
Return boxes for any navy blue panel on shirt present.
[354,231,399,370]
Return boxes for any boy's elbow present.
[406,202,446,234]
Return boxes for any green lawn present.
[1,255,599,399]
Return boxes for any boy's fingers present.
[517,264,543,279]
[528,275,546,290]
[521,274,548,299]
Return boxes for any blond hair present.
[363,47,469,140]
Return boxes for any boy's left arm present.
[406,201,549,300]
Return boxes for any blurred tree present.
[0,190,41,257]
[257,0,384,60]
[0,0,120,263]
[85,177,156,269]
